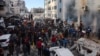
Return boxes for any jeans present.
[52,42,56,47]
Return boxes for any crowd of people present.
[0,19,99,56]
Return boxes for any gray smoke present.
[82,8,100,32]
[66,0,77,21]
[66,0,100,32]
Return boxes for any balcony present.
[0,0,5,7]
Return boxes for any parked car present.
[0,34,11,47]
[49,46,74,56]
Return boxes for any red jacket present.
[24,37,29,44]
[36,40,42,48]
[51,37,56,42]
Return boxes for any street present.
[0,18,100,56]
[0,0,100,56]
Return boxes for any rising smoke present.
[66,0,100,32]
[66,0,77,21]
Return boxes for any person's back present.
[37,40,42,49]
[51,36,56,43]
[36,39,43,56]
[51,35,57,46]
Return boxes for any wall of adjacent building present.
[45,0,75,21]
[10,0,26,16]
[0,0,11,16]
[45,0,57,19]
[30,8,44,20]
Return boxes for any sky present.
[24,0,44,11]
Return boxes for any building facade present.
[0,0,27,17]
[0,0,12,17]
[45,0,57,19]
[44,0,75,21]
[59,0,75,21]
[10,0,26,16]
[30,8,44,20]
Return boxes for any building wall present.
[45,0,75,21]
[0,0,11,16]
[45,0,57,19]
[57,0,62,20]
[10,0,26,15]
[45,0,100,26]
[44,0,48,18]
[62,0,73,21]
[24,12,29,18]
[0,0,26,18]
[30,8,44,20]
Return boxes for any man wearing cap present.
[36,37,43,56]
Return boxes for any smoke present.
[66,0,76,21]
[82,0,100,32]
[65,0,74,7]
[65,0,100,32]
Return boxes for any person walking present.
[36,38,43,56]
[24,36,30,55]
[22,35,30,56]
[51,35,57,46]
